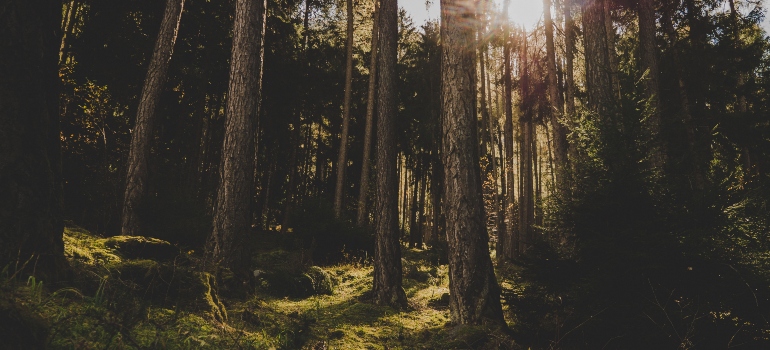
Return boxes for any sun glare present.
[502,0,543,30]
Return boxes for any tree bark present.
[583,0,617,121]
[544,0,569,192]
[59,0,81,64]
[564,0,577,163]
[517,35,535,256]
[357,1,380,226]
[121,0,185,237]
[209,0,266,273]
[638,0,666,170]
[334,0,355,218]
[440,0,505,326]
[372,0,408,308]
[0,0,67,281]
[500,0,515,263]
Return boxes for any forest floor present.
[1,227,515,349]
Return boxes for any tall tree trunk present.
[662,5,703,189]
[372,0,408,308]
[357,1,380,226]
[409,170,419,246]
[728,0,753,178]
[417,168,427,247]
[282,0,315,232]
[500,0,515,263]
[478,10,492,159]
[0,0,67,281]
[564,0,577,163]
[544,0,570,192]
[59,0,81,64]
[583,0,617,121]
[603,1,621,101]
[121,0,185,237]
[518,35,535,256]
[440,0,505,326]
[209,0,266,273]
[334,0,355,218]
[638,0,666,170]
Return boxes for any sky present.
[402,0,770,33]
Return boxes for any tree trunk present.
[372,0,408,308]
[0,0,67,281]
[583,0,617,121]
[662,5,703,189]
[409,170,419,246]
[638,0,666,170]
[518,34,535,256]
[357,1,380,226]
[209,0,266,273]
[604,1,621,101]
[564,0,577,163]
[544,0,570,192]
[440,0,505,326]
[500,0,515,263]
[282,0,315,232]
[334,0,355,218]
[59,0,81,64]
[121,0,185,237]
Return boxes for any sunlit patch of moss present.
[63,226,121,266]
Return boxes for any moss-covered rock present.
[256,266,334,298]
[0,298,48,350]
[103,235,178,261]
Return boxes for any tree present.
[500,0,515,262]
[638,0,666,169]
[357,0,380,226]
[440,0,506,325]
[0,0,67,281]
[372,0,408,308]
[121,0,185,237]
[334,0,355,218]
[583,0,617,120]
[544,0,569,189]
[517,32,535,256]
[209,0,266,273]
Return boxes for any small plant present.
[27,276,44,303]
[93,276,108,306]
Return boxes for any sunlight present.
[500,0,543,30]
[404,0,544,30]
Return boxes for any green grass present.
[6,227,463,349]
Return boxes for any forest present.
[2,0,770,348]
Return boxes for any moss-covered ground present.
[1,227,515,349]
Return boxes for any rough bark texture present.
[210,0,266,272]
[544,0,570,190]
[583,0,617,120]
[0,0,67,281]
[357,1,380,226]
[121,0,185,237]
[372,0,408,308]
[440,0,506,326]
[638,0,666,170]
[334,0,355,218]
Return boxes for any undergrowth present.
[1,226,481,349]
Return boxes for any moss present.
[103,235,178,261]
[199,272,227,322]
[307,266,334,295]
